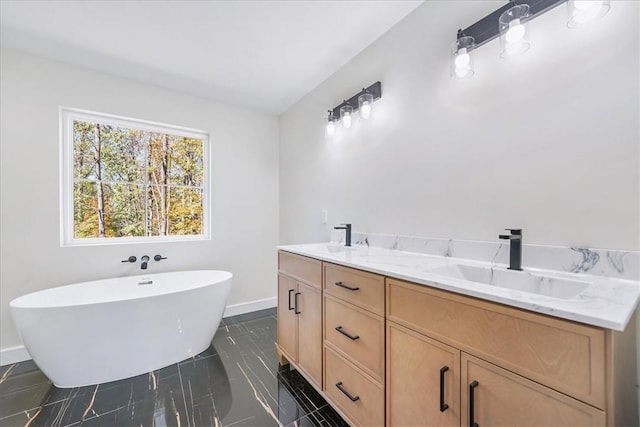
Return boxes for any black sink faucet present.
[498,229,522,271]
[140,255,150,270]
[334,224,352,247]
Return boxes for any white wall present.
[279,1,639,251]
[0,49,280,355]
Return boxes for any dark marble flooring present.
[0,309,348,427]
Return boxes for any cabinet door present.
[387,321,460,427]
[461,353,605,427]
[296,281,322,388]
[277,274,298,362]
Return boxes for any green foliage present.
[72,120,204,239]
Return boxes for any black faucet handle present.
[121,256,137,263]
[505,228,522,234]
[334,223,351,229]
[154,255,167,261]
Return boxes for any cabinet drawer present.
[324,295,384,382]
[387,278,606,409]
[324,263,384,315]
[461,353,605,426]
[278,251,322,288]
[324,346,384,427]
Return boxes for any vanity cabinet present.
[386,322,460,426]
[323,263,385,426]
[276,250,638,426]
[460,353,605,426]
[277,252,323,389]
[387,277,634,427]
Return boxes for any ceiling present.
[0,0,423,115]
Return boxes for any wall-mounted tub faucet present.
[140,255,150,270]
[334,224,352,247]
[498,229,522,271]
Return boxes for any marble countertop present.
[277,243,640,331]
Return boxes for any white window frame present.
[60,107,211,247]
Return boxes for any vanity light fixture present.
[451,30,475,79]
[325,81,382,137]
[340,102,354,129]
[325,110,337,138]
[451,0,611,78]
[358,89,374,120]
[499,4,531,58]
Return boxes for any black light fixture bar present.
[331,81,382,118]
[460,0,565,47]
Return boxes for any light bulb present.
[342,112,352,129]
[360,103,372,120]
[505,19,525,43]
[573,0,605,23]
[575,0,603,10]
[451,35,475,79]
[454,48,470,68]
[326,121,335,136]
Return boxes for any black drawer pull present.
[335,326,360,341]
[335,281,359,291]
[335,382,360,402]
[440,366,449,412]
[288,289,295,310]
[469,380,479,427]
[294,292,301,314]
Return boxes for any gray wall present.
[0,49,280,352]
[279,1,639,251]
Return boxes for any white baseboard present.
[223,296,277,318]
[0,297,277,367]
[0,345,31,366]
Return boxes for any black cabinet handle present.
[335,382,360,402]
[294,292,301,314]
[288,289,295,310]
[440,366,449,412]
[469,380,479,427]
[335,326,360,341]
[335,281,360,291]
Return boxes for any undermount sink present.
[427,264,589,300]
[326,244,359,253]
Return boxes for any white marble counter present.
[277,242,640,331]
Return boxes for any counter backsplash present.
[330,231,639,281]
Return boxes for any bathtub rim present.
[10,269,233,310]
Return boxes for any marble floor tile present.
[0,308,346,427]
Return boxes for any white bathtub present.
[10,270,232,388]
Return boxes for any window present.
[60,108,209,246]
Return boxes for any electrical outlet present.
[321,210,328,224]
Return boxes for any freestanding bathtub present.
[10,270,232,388]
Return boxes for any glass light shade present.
[567,0,610,28]
[499,5,530,58]
[358,92,374,120]
[325,111,336,138]
[450,35,475,79]
[340,104,354,129]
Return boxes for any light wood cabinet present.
[277,274,298,361]
[277,250,638,426]
[325,345,385,427]
[386,322,460,427]
[460,353,605,426]
[387,278,606,408]
[277,253,323,389]
[324,294,385,383]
